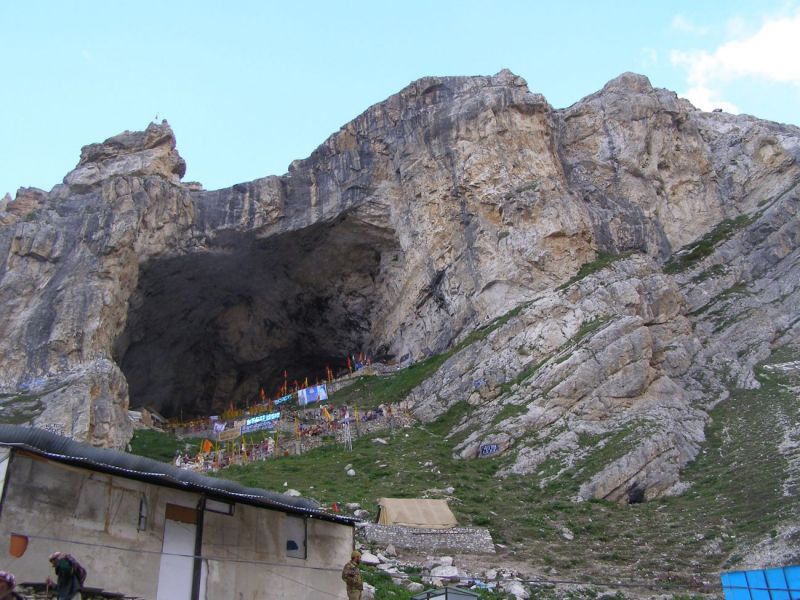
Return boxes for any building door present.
[157,504,198,600]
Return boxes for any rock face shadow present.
[113,214,401,418]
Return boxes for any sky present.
[2,1,799,197]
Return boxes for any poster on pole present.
[217,426,242,442]
[297,384,328,407]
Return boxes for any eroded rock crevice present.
[114,215,401,418]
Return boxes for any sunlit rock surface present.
[0,68,796,513]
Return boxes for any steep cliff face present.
[0,68,797,513]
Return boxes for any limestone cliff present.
[0,70,797,513]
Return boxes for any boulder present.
[506,580,530,599]
[359,552,381,566]
[430,565,459,580]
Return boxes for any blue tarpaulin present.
[721,565,800,600]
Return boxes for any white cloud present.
[724,16,748,38]
[671,11,800,112]
[681,85,739,113]
[672,15,709,36]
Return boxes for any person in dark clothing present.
[0,571,26,600]
[341,550,363,600]
[47,553,82,600]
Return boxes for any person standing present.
[0,571,26,600]
[47,553,83,600]
[341,550,363,600]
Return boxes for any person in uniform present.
[341,550,363,600]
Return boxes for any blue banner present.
[241,420,276,434]
[245,411,280,427]
[297,384,328,407]
[274,394,293,406]
[479,444,500,457]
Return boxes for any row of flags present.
[174,354,375,430]
[228,353,373,414]
[197,403,363,454]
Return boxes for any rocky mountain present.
[0,70,798,512]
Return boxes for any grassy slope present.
[333,303,529,411]
[220,349,798,593]
[129,429,202,462]
[129,296,800,596]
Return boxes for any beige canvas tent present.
[377,498,458,529]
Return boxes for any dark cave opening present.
[113,216,400,419]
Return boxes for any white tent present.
[377,498,458,529]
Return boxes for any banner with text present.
[274,394,293,406]
[241,411,281,434]
[217,426,242,442]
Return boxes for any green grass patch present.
[333,302,531,410]
[690,263,728,284]
[574,316,611,344]
[499,316,611,396]
[363,566,515,600]
[499,358,547,395]
[129,429,202,462]
[664,214,758,274]
[492,402,528,425]
[559,252,634,290]
[361,567,413,600]
[457,302,530,349]
[573,425,645,483]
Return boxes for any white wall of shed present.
[0,452,354,599]
[201,504,353,599]
[0,452,194,598]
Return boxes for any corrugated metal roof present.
[0,425,355,526]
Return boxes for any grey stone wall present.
[358,524,495,554]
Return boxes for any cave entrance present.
[113,215,400,419]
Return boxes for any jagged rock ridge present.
[0,70,797,512]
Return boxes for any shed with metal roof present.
[0,425,354,600]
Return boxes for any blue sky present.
[2,1,799,196]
